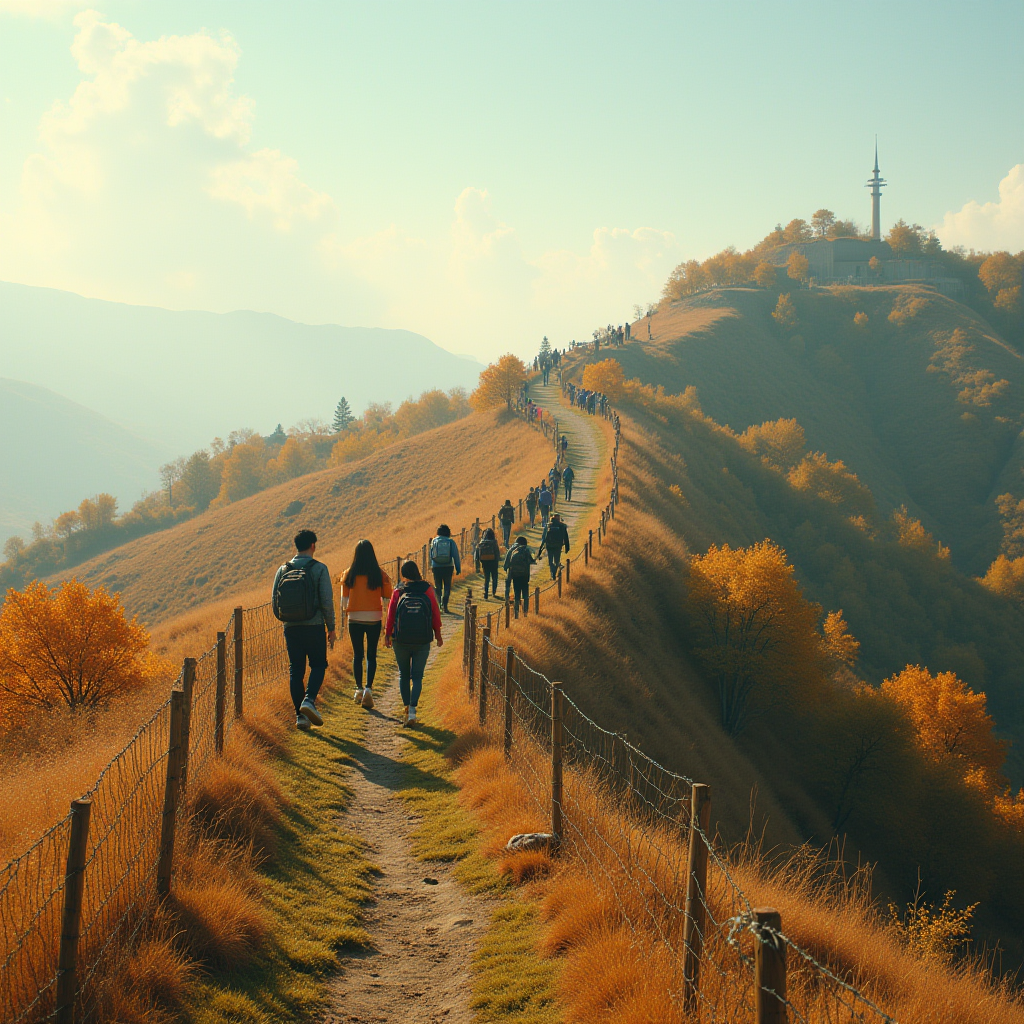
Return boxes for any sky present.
[0,0,1022,361]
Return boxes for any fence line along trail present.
[324,390,605,1022]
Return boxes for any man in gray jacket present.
[272,529,336,730]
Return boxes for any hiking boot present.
[296,714,311,731]
[360,688,375,710]
[353,687,364,703]
[299,698,323,726]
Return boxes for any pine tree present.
[539,336,551,359]
[333,397,354,432]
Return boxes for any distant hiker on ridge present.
[341,539,392,712]
[429,523,461,614]
[385,561,443,727]
[272,529,335,731]
[562,463,575,502]
[538,481,553,528]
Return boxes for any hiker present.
[526,487,538,527]
[498,499,516,547]
[475,527,501,599]
[560,434,568,456]
[384,562,443,727]
[538,482,553,527]
[429,524,461,614]
[272,529,335,731]
[549,465,562,494]
[562,464,575,502]
[541,512,570,580]
[341,539,393,712]
[503,535,536,616]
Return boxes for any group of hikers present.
[564,380,608,416]
[271,458,579,732]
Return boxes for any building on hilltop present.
[765,146,963,295]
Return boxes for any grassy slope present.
[593,286,1024,574]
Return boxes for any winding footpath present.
[324,383,606,1023]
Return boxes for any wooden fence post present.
[468,605,477,695]
[519,498,523,520]
[551,683,564,839]
[55,798,92,1024]
[505,595,511,628]
[396,555,402,583]
[754,908,787,1024]
[588,529,594,557]
[215,632,226,754]
[480,622,491,724]
[583,542,588,566]
[683,783,712,1013]
[534,586,540,614]
[422,543,428,577]
[557,564,563,598]
[179,658,196,795]
[460,528,466,559]
[504,647,514,758]
[233,607,244,718]
[565,556,570,584]
[491,514,496,532]
[157,689,185,899]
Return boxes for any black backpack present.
[394,585,434,644]
[508,547,533,579]
[273,558,320,622]
[499,505,515,523]
[478,538,499,560]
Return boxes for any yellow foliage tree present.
[853,311,869,329]
[892,506,950,559]
[215,436,266,504]
[471,354,528,410]
[821,609,859,669]
[787,251,810,285]
[787,452,875,518]
[738,418,806,471]
[582,358,626,399]
[753,261,778,289]
[265,436,315,484]
[772,293,799,331]
[685,540,824,733]
[0,580,156,716]
[881,665,1006,788]
[979,553,1024,602]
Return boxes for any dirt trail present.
[324,385,604,1022]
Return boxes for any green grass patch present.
[183,682,375,1024]
[396,640,563,1023]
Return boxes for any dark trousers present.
[284,624,328,713]
[527,505,537,526]
[349,620,381,688]
[546,547,563,579]
[480,561,498,597]
[432,566,454,609]
[506,575,530,614]
[564,481,573,501]
[392,641,430,707]
[501,520,512,546]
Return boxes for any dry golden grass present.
[0,408,551,863]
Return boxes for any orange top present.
[341,571,394,617]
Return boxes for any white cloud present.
[937,164,1024,252]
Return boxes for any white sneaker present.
[299,698,323,726]
[360,688,375,710]
[353,687,364,703]
[407,707,418,726]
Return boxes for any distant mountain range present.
[0,281,484,451]
[0,281,484,539]
[0,378,171,540]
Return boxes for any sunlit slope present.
[57,410,552,626]
[575,286,1024,573]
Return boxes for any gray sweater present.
[272,555,336,630]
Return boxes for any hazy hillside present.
[53,410,551,626]
[580,286,1024,574]
[0,378,170,539]
[0,281,483,452]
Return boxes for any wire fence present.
[460,405,899,1024]
[0,401,563,1024]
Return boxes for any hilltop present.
[584,285,1024,574]
[0,281,483,452]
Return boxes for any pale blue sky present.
[0,1,1021,358]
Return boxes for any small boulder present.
[505,832,559,853]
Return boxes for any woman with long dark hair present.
[342,539,392,710]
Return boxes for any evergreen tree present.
[539,336,552,359]
[333,397,354,432]
[267,423,286,446]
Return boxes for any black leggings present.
[481,561,498,596]
[349,620,382,687]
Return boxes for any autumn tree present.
[177,450,219,512]
[868,256,882,276]
[782,219,811,243]
[771,293,799,331]
[685,540,825,733]
[892,506,950,559]
[78,494,117,532]
[980,554,1024,602]
[853,311,869,329]
[788,452,875,518]
[754,261,778,289]
[265,436,315,484]
[886,219,923,258]
[582,358,625,399]
[787,251,810,285]
[881,666,1006,789]
[738,418,806,471]
[159,457,186,507]
[811,209,836,238]
[215,436,266,504]
[0,580,157,715]
[332,397,354,432]
[471,354,528,410]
